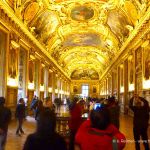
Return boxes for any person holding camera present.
[75,106,126,150]
[129,93,149,150]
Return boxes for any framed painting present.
[128,56,134,84]
[143,46,150,80]
[73,86,78,93]
[93,86,97,93]
[29,61,34,83]
[135,47,142,91]
[120,65,124,87]
[8,47,18,78]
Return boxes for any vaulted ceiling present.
[4,0,150,80]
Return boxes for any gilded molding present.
[0,1,70,81]
[100,6,150,81]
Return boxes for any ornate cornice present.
[100,6,150,81]
[0,1,71,81]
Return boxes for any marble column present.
[57,77,60,98]
[117,66,120,101]
[34,60,40,97]
[124,60,128,113]
[64,81,67,98]
[60,78,63,100]
[44,66,49,98]
[0,31,8,97]
[51,72,56,102]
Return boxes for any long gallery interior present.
[0,0,150,150]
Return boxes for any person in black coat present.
[107,96,120,129]
[23,108,67,150]
[15,98,26,136]
[129,93,150,150]
[0,97,11,150]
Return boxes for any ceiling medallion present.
[70,5,94,21]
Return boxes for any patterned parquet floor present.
[5,106,150,150]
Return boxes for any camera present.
[94,103,102,110]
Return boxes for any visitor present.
[0,97,11,150]
[75,106,126,150]
[129,93,149,150]
[23,109,67,150]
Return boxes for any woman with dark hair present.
[107,96,120,129]
[75,107,126,150]
[16,98,26,136]
[35,100,43,121]
[23,109,67,150]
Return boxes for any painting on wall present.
[63,33,101,47]
[8,48,18,78]
[93,86,97,93]
[73,86,78,93]
[41,67,44,85]
[128,56,134,84]
[70,5,94,21]
[144,47,150,80]
[135,48,142,75]
[29,61,34,83]
[135,48,142,91]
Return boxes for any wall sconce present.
[120,86,124,93]
[40,85,44,91]
[55,89,58,93]
[129,84,134,91]
[7,78,18,87]
[143,79,150,89]
[28,82,34,90]
[48,87,52,93]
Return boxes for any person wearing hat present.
[0,97,11,150]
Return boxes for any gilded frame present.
[143,46,150,80]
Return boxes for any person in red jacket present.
[75,106,126,150]
[68,97,82,150]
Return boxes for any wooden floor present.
[5,107,150,150]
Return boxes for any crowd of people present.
[0,93,149,150]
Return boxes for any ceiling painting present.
[71,68,99,80]
[63,33,101,47]
[30,10,59,43]
[23,2,40,24]
[70,5,94,21]
[107,9,134,42]
[13,0,149,80]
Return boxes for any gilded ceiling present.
[4,0,150,80]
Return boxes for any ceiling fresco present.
[6,0,149,80]
[71,68,99,80]
[70,6,94,21]
[63,33,101,47]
